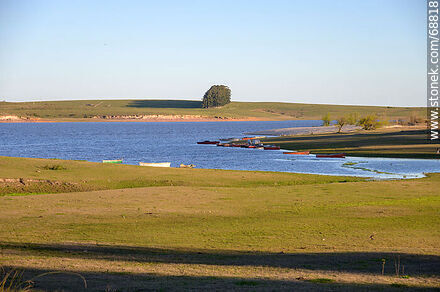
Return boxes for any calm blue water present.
[1,121,439,179]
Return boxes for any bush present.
[42,164,66,170]
[358,115,388,130]
[359,115,379,130]
[346,113,359,125]
[409,114,423,125]
[322,113,331,126]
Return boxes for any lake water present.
[1,120,440,179]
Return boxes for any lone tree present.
[336,116,347,133]
[202,85,231,108]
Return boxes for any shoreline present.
[0,117,269,123]
[1,154,438,179]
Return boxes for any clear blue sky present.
[0,0,426,106]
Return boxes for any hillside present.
[0,99,426,121]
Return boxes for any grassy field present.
[264,128,440,159]
[0,99,426,121]
[0,156,439,290]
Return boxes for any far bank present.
[0,99,426,122]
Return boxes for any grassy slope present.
[0,156,359,195]
[265,128,440,159]
[0,99,426,120]
[0,157,439,290]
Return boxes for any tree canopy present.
[202,85,231,108]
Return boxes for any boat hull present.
[139,162,171,167]
[264,146,281,150]
[102,159,123,164]
[283,151,310,155]
[197,141,219,145]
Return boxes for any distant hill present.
[0,99,425,121]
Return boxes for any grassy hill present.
[0,157,439,290]
[0,99,426,121]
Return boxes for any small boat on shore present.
[283,151,310,155]
[220,137,237,141]
[264,145,281,150]
[242,136,266,140]
[102,159,123,164]
[139,162,171,167]
[197,140,220,145]
[315,153,346,158]
[180,164,196,168]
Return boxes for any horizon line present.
[0,98,426,108]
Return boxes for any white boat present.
[139,162,171,167]
[180,164,196,168]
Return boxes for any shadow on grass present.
[1,242,439,277]
[1,266,436,291]
[126,100,203,109]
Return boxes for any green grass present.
[0,156,439,252]
[0,99,425,121]
[264,128,440,159]
[0,156,362,196]
[0,156,439,290]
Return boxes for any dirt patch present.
[0,178,90,195]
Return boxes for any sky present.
[0,0,426,106]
